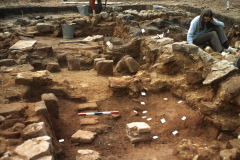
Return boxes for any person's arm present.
[187,18,198,44]
[211,18,225,27]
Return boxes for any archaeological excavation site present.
[1,0,240,159]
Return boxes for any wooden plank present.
[59,40,90,44]
[61,2,124,4]
[9,40,37,50]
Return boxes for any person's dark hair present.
[199,9,213,31]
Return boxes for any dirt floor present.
[0,0,240,160]
[50,69,209,160]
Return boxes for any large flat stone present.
[0,103,28,118]
[80,118,99,126]
[76,149,101,160]
[203,66,238,85]
[71,130,97,143]
[77,102,98,111]
[22,122,48,139]
[127,133,152,143]
[15,70,53,87]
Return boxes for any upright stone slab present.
[76,149,101,160]
[41,93,59,119]
[96,60,113,75]
[71,130,97,143]
[125,57,140,73]
[68,58,80,71]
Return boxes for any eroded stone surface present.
[22,122,48,139]
[77,102,98,111]
[0,103,28,118]
[71,130,97,143]
[76,149,101,160]
[15,136,53,160]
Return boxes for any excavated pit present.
[0,3,240,160]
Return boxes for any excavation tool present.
[78,111,119,116]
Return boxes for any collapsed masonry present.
[0,5,240,160]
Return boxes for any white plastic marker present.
[163,98,168,100]
[178,101,182,104]
[160,118,166,123]
[78,111,119,116]
[133,110,137,113]
[167,30,169,33]
[141,102,145,105]
[142,116,147,118]
[181,116,186,120]
[172,130,178,135]
[141,92,146,96]
[141,29,145,33]
[153,136,158,139]
[59,139,64,142]
[147,118,152,121]
[143,110,147,114]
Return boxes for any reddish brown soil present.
[45,69,213,160]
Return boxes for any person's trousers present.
[193,26,228,53]
[89,0,102,12]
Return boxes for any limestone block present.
[22,122,48,139]
[94,58,105,70]
[35,101,50,120]
[15,136,52,160]
[76,149,101,160]
[37,23,53,33]
[96,60,113,75]
[203,66,238,85]
[100,12,109,19]
[15,70,53,86]
[223,54,237,64]
[161,44,173,54]
[5,90,21,101]
[46,62,61,72]
[126,122,151,134]
[156,37,174,46]
[41,93,59,119]
[125,57,140,73]
[77,102,98,111]
[68,58,80,71]
[163,55,175,64]
[204,46,214,53]
[0,103,28,118]
[235,41,240,49]
[108,76,132,90]
[80,118,99,126]
[12,123,25,132]
[0,59,15,67]
[220,148,240,160]
[197,48,217,64]
[71,130,97,143]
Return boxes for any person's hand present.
[210,17,213,22]
[235,52,240,58]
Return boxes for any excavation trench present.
[0,4,240,160]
